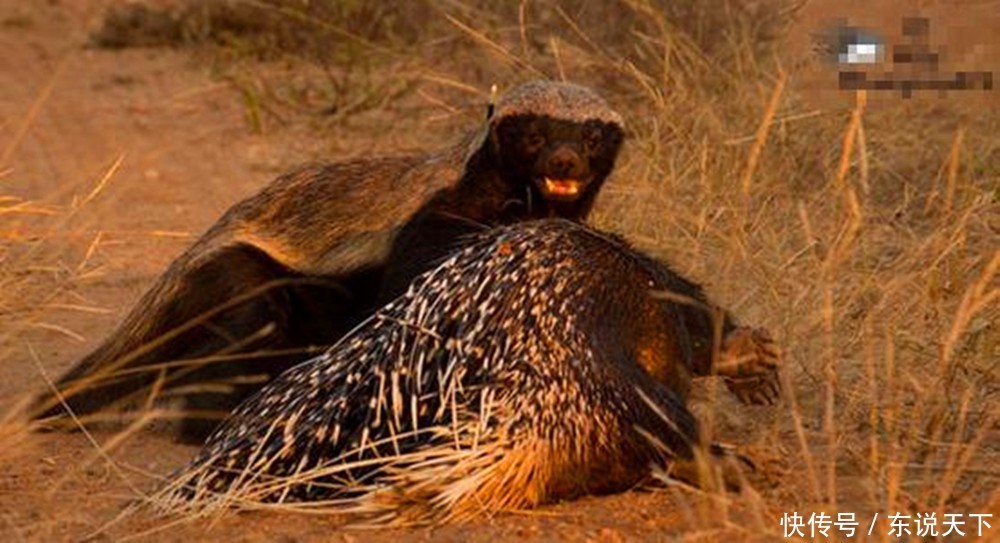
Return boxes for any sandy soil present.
[0,2,779,541]
[0,1,996,541]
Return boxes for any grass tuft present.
[1,0,996,539]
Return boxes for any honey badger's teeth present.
[543,178,581,197]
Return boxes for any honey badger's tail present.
[30,242,361,440]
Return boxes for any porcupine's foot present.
[715,326,782,405]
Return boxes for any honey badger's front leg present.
[714,326,782,405]
[669,327,782,490]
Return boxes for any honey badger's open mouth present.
[538,177,585,201]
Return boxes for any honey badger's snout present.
[537,143,590,201]
[545,145,584,179]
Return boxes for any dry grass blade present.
[739,69,787,198]
[1,0,996,540]
[443,13,543,77]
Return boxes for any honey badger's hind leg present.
[35,243,378,443]
[172,248,383,442]
[33,244,303,432]
[178,269,383,441]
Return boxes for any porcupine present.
[32,81,627,440]
[156,219,782,524]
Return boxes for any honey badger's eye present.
[583,128,604,153]
[496,121,520,145]
[524,131,545,150]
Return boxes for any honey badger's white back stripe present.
[491,80,624,127]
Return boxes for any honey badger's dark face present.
[492,114,625,212]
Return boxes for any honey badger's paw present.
[715,326,782,405]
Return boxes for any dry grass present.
[1,0,997,540]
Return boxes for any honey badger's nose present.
[544,145,584,179]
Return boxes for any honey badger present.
[156,219,782,524]
[33,81,626,440]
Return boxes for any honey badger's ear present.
[615,121,632,142]
[598,120,627,155]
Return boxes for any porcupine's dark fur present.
[156,219,780,524]
[32,81,626,441]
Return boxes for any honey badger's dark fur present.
[158,220,781,524]
[32,81,626,440]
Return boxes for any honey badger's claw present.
[716,326,783,405]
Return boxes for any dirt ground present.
[0,2,768,541]
[0,1,997,541]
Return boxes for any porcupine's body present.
[158,220,781,523]
[33,81,626,440]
